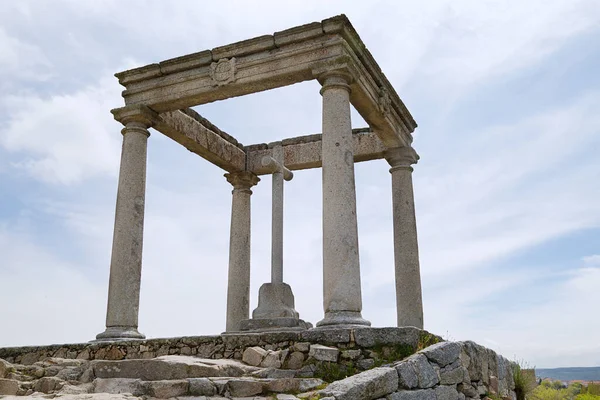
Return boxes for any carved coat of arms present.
[210,58,237,86]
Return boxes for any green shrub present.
[513,363,537,400]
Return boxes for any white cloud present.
[0,76,123,184]
[0,27,52,84]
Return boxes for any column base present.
[315,311,371,329]
[238,317,312,332]
[93,326,146,342]
[252,282,299,319]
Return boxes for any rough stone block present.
[440,361,465,385]
[353,327,420,349]
[406,354,439,389]
[320,367,399,400]
[358,358,375,370]
[301,328,351,344]
[436,385,461,400]
[243,346,268,367]
[293,342,311,352]
[458,383,479,398]
[285,351,305,370]
[341,349,362,360]
[144,379,189,398]
[0,378,19,395]
[188,377,216,396]
[227,378,264,397]
[388,389,436,400]
[93,378,144,396]
[421,342,461,367]
[309,344,339,362]
[261,351,283,369]
[267,377,323,393]
[34,376,65,393]
[395,360,418,389]
[0,359,10,378]
[490,375,499,394]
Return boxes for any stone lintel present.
[246,128,385,175]
[152,110,246,172]
[113,15,417,146]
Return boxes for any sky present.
[0,0,599,369]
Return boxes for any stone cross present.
[261,144,293,285]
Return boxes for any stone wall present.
[0,327,437,371]
[318,340,517,400]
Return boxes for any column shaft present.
[97,121,150,340]
[318,73,370,327]
[225,171,259,332]
[386,147,424,329]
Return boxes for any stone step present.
[92,356,260,380]
[91,376,324,398]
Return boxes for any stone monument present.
[95,14,423,341]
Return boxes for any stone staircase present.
[0,355,325,399]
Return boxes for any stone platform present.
[0,328,518,400]
[0,327,431,366]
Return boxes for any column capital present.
[314,60,359,94]
[225,171,260,191]
[111,105,158,128]
[384,146,419,170]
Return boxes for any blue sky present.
[1,0,599,368]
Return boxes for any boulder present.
[243,346,268,367]
[320,367,398,400]
[421,342,461,367]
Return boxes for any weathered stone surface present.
[358,358,375,370]
[458,383,479,398]
[34,376,65,393]
[261,351,283,369]
[285,351,305,369]
[341,350,362,360]
[490,375,499,394]
[406,354,439,389]
[93,378,144,396]
[436,385,460,400]
[227,378,264,397]
[0,359,10,378]
[266,377,323,393]
[144,379,188,398]
[389,389,436,400]
[301,328,351,344]
[93,356,254,380]
[293,342,310,352]
[320,367,398,400]
[440,361,465,385]
[189,377,216,396]
[354,326,420,349]
[243,346,267,367]
[421,342,461,367]
[308,344,339,362]
[396,360,419,389]
[0,378,19,395]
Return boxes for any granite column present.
[224,171,260,332]
[317,71,370,327]
[384,146,423,329]
[96,105,156,341]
